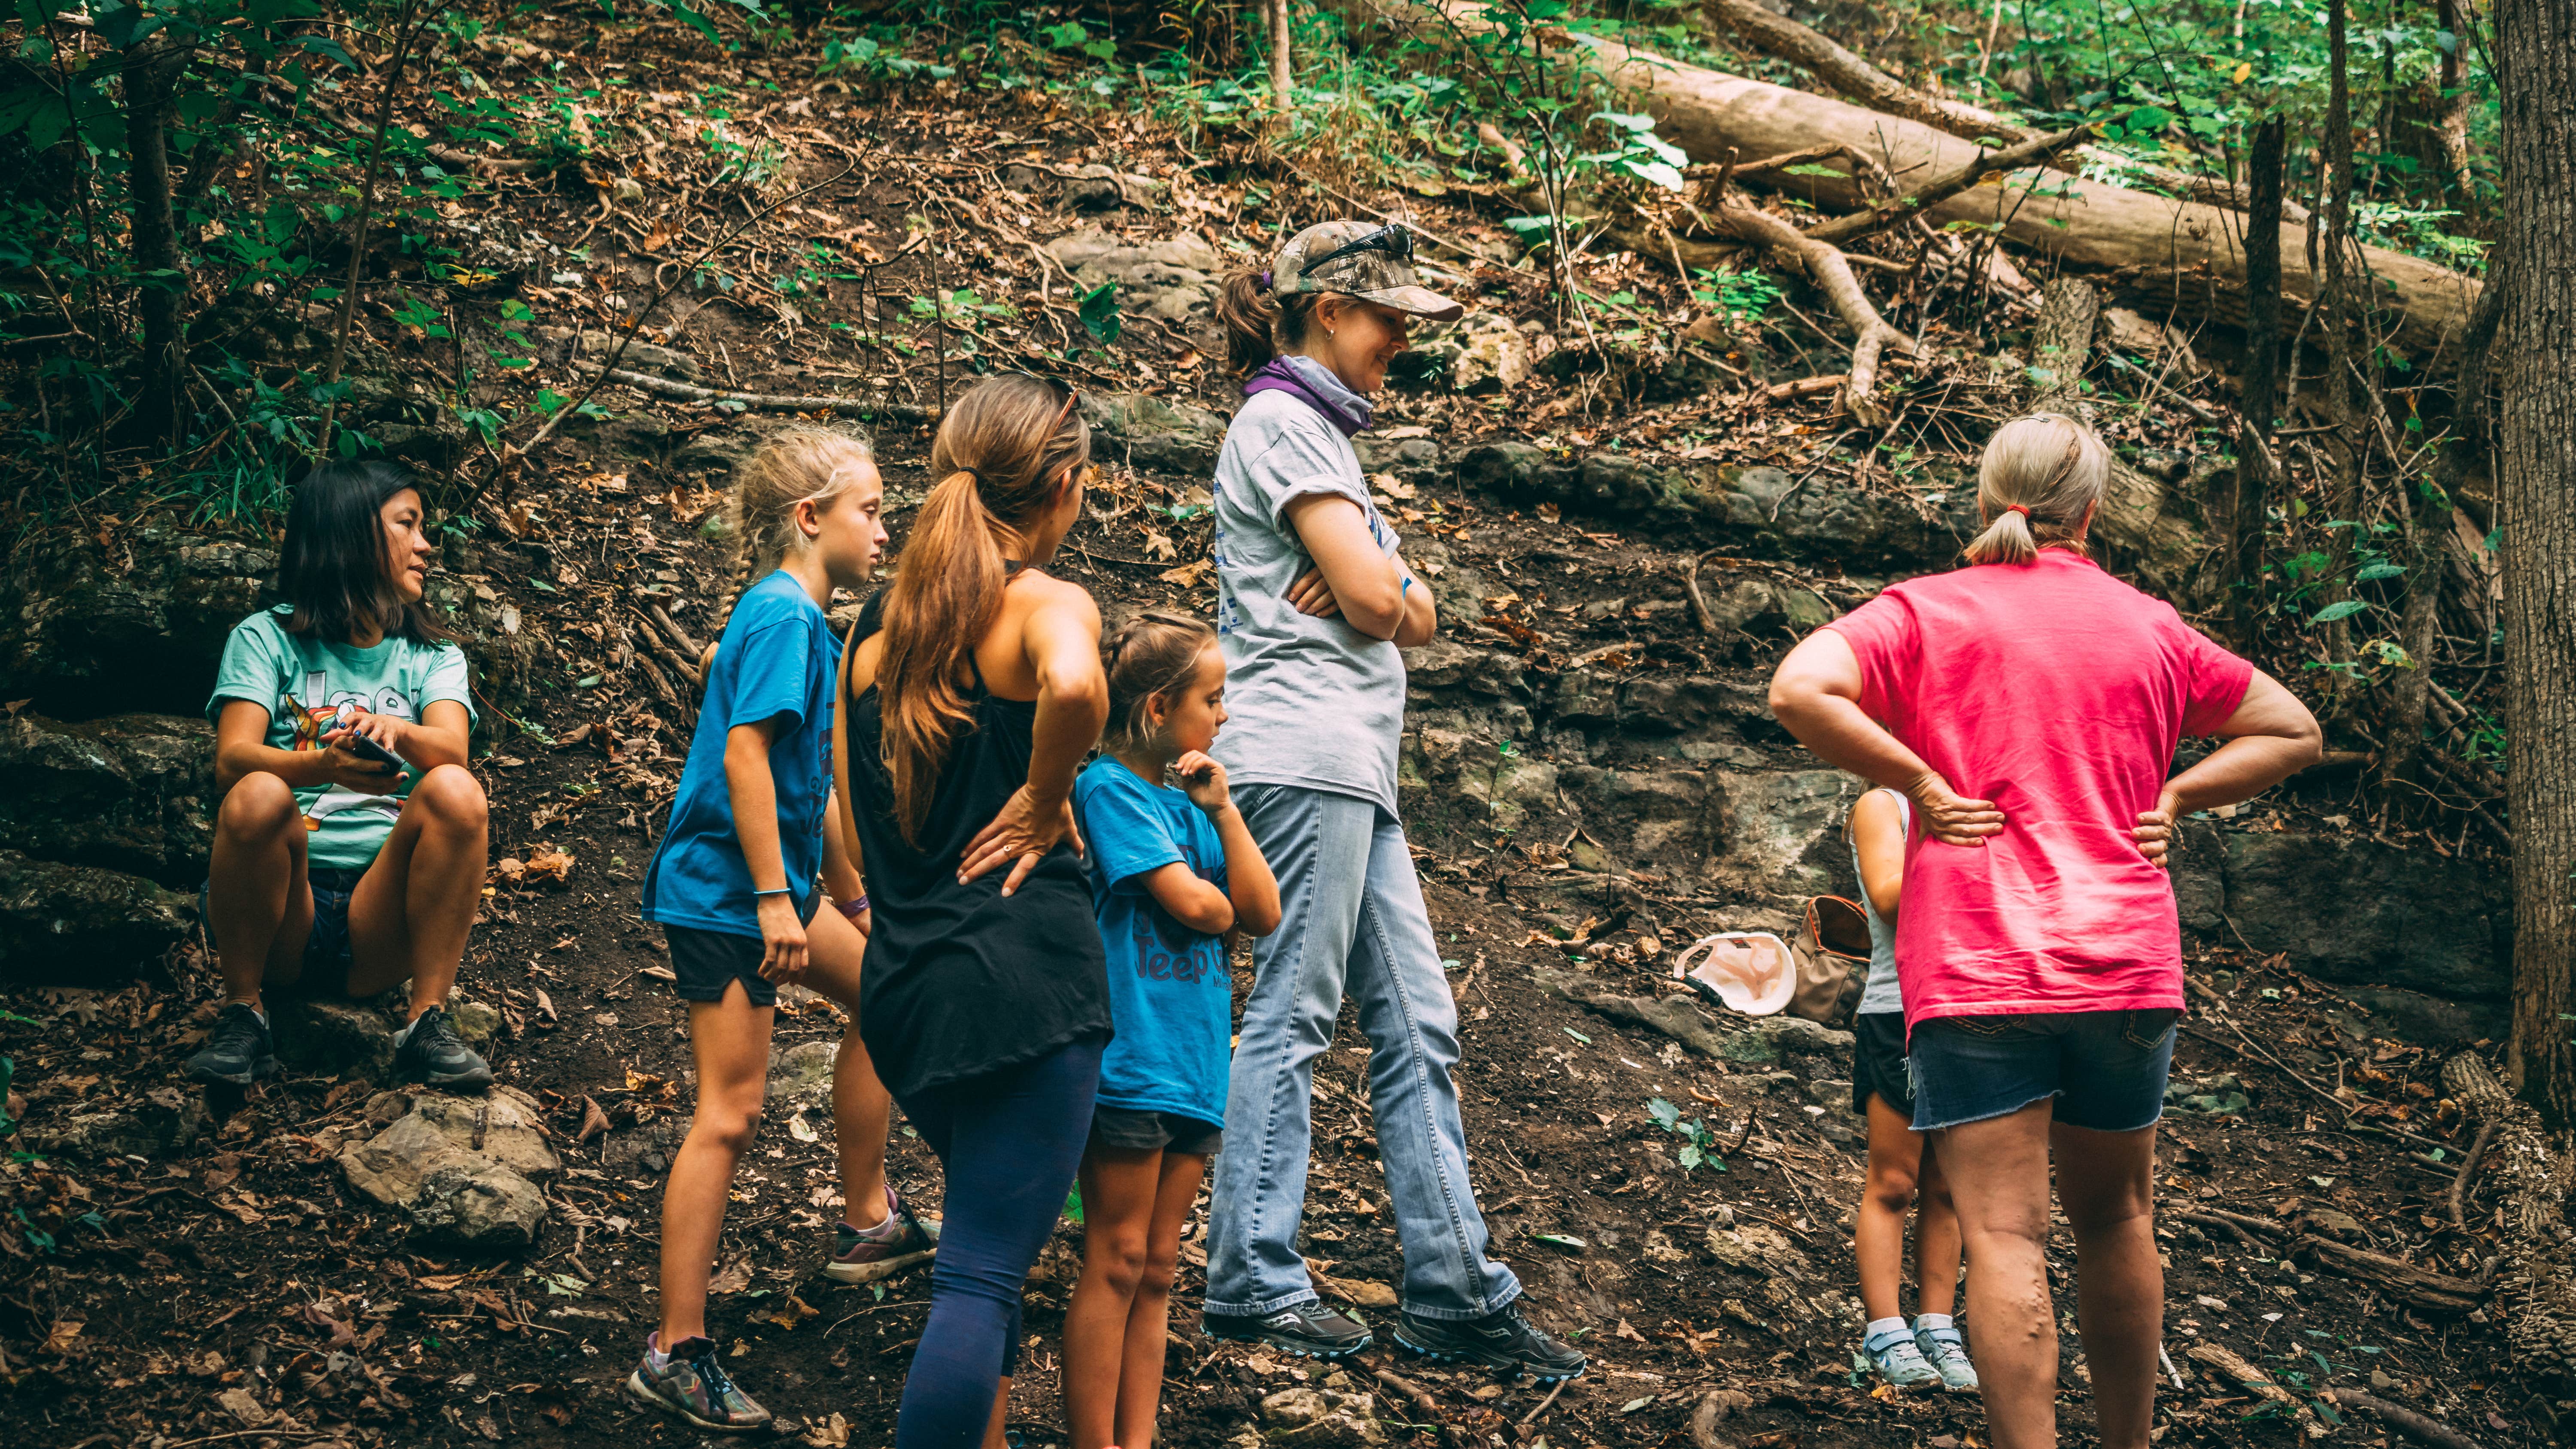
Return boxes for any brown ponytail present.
[875,375,1091,843]
[1216,267,1324,376]
[1963,412,2110,566]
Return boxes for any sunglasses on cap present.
[1299,222,1415,276]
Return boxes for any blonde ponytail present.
[729,425,876,579]
[873,375,1091,844]
[1964,412,2110,566]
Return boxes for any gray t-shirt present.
[1852,788,1913,1016]
[1209,371,1407,815]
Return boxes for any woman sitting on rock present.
[1768,413,2321,1449]
[187,461,492,1091]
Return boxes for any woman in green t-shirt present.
[187,461,493,1090]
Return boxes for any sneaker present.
[394,1005,493,1090]
[625,1334,771,1433]
[1393,1304,1588,1382]
[825,1186,940,1283]
[1865,1323,1940,1388]
[1203,1300,1373,1359]
[185,1003,278,1085]
[1914,1321,1979,1392]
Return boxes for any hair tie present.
[2005,504,2032,519]
[1259,270,1273,291]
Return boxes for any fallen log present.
[2330,1388,2491,1449]
[1336,0,2479,358]
[2289,1234,2488,1314]
[1713,203,1912,426]
[2185,1343,2328,1440]
[1696,0,2305,221]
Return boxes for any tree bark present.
[122,33,190,451]
[2497,0,2576,1125]
[2228,114,2288,650]
[2436,0,2479,220]
[1269,0,1294,112]
[2319,0,2362,698]
[2381,272,2504,794]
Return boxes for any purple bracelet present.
[835,895,870,921]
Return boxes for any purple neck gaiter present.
[1242,357,1372,437]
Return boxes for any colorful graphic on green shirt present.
[208,607,476,871]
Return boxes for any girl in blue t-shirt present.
[629,428,933,1433]
[1063,610,1280,1449]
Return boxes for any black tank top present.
[844,590,1111,1100]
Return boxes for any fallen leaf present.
[576,1097,612,1145]
[215,1386,268,1425]
[40,1319,84,1356]
[708,1258,753,1295]
[767,1294,819,1329]
[787,1113,821,1143]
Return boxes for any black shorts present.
[1851,1011,1915,1118]
[1089,1105,1223,1156]
[661,895,820,1008]
[201,866,366,998]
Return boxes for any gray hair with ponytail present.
[1963,412,2111,566]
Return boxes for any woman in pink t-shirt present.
[1768,414,2319,1449]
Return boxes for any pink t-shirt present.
[1820,551,2253,1032]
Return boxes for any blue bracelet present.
[753,887,793,897]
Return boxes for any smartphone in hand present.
[344,729,404,770]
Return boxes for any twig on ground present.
[2449,1113,2500,1231]
[2332,1388,2491,1449]
[582,368,936,422]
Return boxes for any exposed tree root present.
[583,366,937,422]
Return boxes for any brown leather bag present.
[1788,895,1871,1026]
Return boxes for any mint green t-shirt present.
[207,606,476,871]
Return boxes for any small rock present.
[1451,315,1532,395]
[766,1040,838,1103]
[25,1087,207,1158]
[448,996,501,1048]
[272,997,400,1082]
[1261,1385,1386,1445]
[408,1159,549,1248]
[338,1086,559,1242]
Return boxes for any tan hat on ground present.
[1271,220,1463,321]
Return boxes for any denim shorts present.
[199,866,365,998]
[1907,1008,2181,1133]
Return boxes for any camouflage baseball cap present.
[1272,220,1463,321]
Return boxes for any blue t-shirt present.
[1073,758,1232,1126]
[642,572,838,938]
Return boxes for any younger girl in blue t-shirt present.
[1063,610,1280,1449]
[630,428,934,1433]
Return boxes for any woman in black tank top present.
[830,376,1111,1448]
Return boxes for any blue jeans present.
[1907,1008,2180,1132]
[892,1040,1102,1448]
[1203,785,1519,1323]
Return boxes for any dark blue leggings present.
[893,1039,1102,1448]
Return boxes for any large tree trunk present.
[122,33,189,451]
[2227,115,2288,650]
[2319,0,2362,701]
[2497,0,2576,1125]
[1334,0,2483,358]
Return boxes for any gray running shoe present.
[1866,1324,1940,1388]
[1915,1321,1980,1391]
[625,1334,771,1432]
[1203,1300,1373,1359]
[826,1185,939,1283]
[1393,1304,1588,1382]
[185,1003,278,1085]
[394,1005,493,1090]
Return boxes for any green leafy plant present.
[1645,1097,1729,1174]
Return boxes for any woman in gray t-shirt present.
[1192,220,1585,1382]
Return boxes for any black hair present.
[278,460,456,646]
